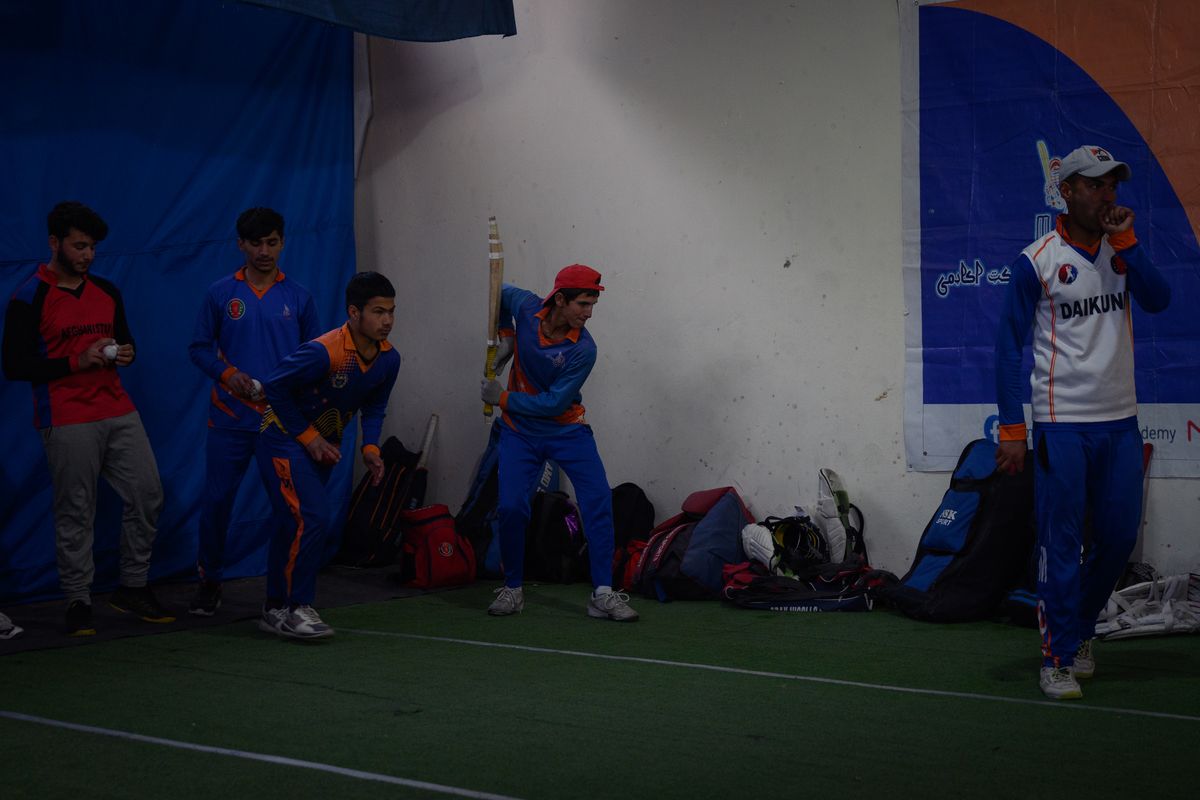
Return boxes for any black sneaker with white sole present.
[189,581,222,616]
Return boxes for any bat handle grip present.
[483,343,498,418]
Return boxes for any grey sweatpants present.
[40,411,164,603]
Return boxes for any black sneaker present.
[189,581,222,616]
[64,600,96,636]
[109,585,176,623]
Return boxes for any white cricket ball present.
[251,379,263,398]
[102,344,118,361]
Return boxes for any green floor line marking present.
[0,710,526,800]
[343,628,1200,723]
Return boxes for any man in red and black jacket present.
[3,201,173,635]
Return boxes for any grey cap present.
[1058,145,1131,182]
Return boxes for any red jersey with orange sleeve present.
[2,264,136,428]
[188,268,320,431]
[259,323,400,451]
[494,284,595,437]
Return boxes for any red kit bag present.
[398,504,476,589]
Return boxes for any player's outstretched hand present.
[363,449,385,486]
[480,379,503,405]
[304,435,341,466]
[77,338,115,370]
[493,335,514,373]
[114,343,135,367]
[1101,205,1134,234]
[227,370,256,398]
[995,439,1027,475]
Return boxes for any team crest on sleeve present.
[1111,255,1127,275]
[226,298,246,320]
[1057,264,1078,285]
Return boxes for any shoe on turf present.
[64,600,96,637]
[1,611,25,640]
[1073,639,1095,679]
[280,605,334,639]
[587,590,639,622]
[1039,666,1083,700]
[257,605,288,636]
[189,581,222,617]
[488,586,524,616]
[109,585,176,623]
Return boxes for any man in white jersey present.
[994,145,1171,700]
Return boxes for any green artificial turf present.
[3,582,1196,798]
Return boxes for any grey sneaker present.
[1039,666,1082,700]
[280,605,334,639]
[1073,640,1095,679]
[257,606,288,636]
[488,586,524,616]
[0,611,23,640]
[588,590,639,622]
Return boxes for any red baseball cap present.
[546,264,604,301]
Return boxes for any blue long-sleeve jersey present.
[189,268,320,431]
[496,284,596,437]
[261,323,400,451]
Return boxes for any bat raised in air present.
[484,216,504,418]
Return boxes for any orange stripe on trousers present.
[271,456,306,599]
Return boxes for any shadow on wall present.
[363,38,486,167]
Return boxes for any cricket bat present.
[405,413,439,511]
[484,216,504,418]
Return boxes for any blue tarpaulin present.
[0,0,357,603]
[239,0,517,41]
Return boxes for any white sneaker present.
[488,586,524,616]
[0,611,23,640]
[1039,666,1082,700]
[257,606,288,636]
[588,590,639,622]
[280,605,335,639]
[1073,640,1095,679]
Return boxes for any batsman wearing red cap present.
[479,264,638,621]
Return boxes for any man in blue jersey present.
[256,271,399,639]
[188,208,321,616]
[480,264,637,621]
[993,145,1170,699]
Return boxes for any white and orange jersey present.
[994,216,1170,440]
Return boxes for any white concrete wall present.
[354,0,1199,575]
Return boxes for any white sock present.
[593,586,612,598]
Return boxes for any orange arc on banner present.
[946,0,1200,243]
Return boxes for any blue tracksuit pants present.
[197,426,263,582]
[1034,423,1143,668]
[496,424,614,589]
[255,434,334,607]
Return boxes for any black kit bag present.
[611,482,656,587]
[336,436,422,567]
[878,438,1035,622]
[611,482,655,549]
[524,490,590,584]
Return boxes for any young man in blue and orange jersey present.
[255,271,400,639]
[993,145,1170,700]
[3,202,171,635]
[187,208,320,616]
[479,264,638,621]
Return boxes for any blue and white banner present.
[902,0,1200,476]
